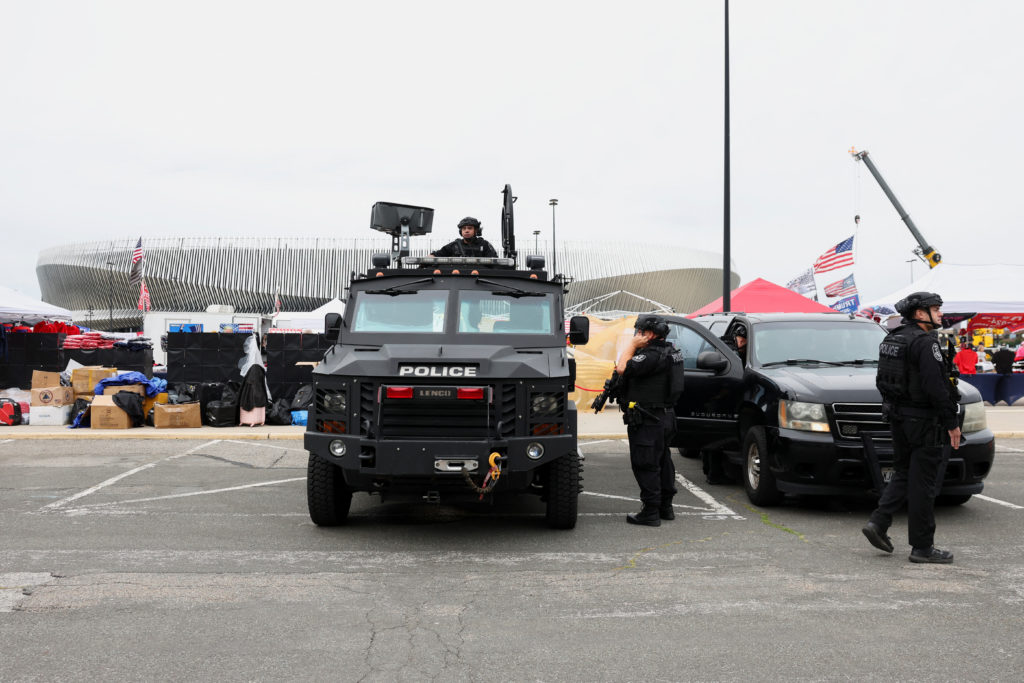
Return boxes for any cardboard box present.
[32,405,72,426]
[32,370,62,389]
[103,383,147,398]
[143,392,169,417]
[31,386,75,407]
[153,402,201,429]
[91,395,132,429]
[71,367,118,396]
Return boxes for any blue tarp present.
[960,374,1024,406]
[94,372,167,397]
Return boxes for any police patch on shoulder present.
[631,354,646,363]
[932,343,942,362]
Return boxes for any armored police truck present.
[304,186,590,528]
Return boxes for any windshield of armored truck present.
[457,291,554,334]
[753,321,885,366]
[351,290,447,333]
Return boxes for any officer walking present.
[431,217,498,257]
[616,315,685,526]
[863,292,962,564]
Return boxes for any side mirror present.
[325,313,342,341]
[696,350,728,373]
[568,315,590,345]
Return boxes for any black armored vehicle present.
[304,186,590,528]
[654,312,995,506]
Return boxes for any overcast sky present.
[2,1,1021,307]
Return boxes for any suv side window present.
[667,323,717,369]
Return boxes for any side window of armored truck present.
[666,323,717,369]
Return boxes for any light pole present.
[533,230,540,254]
[906,259,916,284]
[722,0,732,312]
[106,260,114,330]
[549,199,558,277]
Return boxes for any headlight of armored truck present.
[961,401,987,433]
[322,391,347,413]
[778,400,830,433]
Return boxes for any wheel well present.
[738,404,764,444]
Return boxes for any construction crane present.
[849,147,941,268]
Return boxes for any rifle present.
[591,371,621,413]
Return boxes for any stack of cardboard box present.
[29,370,75,426]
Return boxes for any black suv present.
[659,312,995,506]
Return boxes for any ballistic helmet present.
[635,315,670,339]
[895,291,943,318]
[733,323,748,338]
[457,216,482,235]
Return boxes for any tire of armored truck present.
[545,453,581,529]
[307,452,353,526]
[742,427,783,507]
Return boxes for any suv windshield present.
[351,290,447,333]
[457,291,553,334]
[753,321,885,366]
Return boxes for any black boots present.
[862,522,894,553]
[627,504,661,527]
[659,499,675,520]
[909,546,954,564]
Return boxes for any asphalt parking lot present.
[2,436,1023,681]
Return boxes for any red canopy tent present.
[687,278,834,317]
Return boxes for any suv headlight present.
[779,400,830,433]
[962,401,987,433]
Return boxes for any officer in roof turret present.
[431,217,498,257]
[863,291,962,564]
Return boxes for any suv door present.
[663,317,744,449]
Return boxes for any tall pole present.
[722,0,732,312]
[549,199,559,277]
[106,260,114,330]
[533,229,540,254]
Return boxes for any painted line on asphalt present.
[975,494,1024,510]
[72,477,307,508]
[577,439,615,451]
[223,439,306,452]
[41,439,222,511]
[0,439,12,445]
[996,445,1024,453]
[675,473,744,519]
[582,490,707,511]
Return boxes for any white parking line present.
[578,440,615,451]
[582,490,707,511]
[975,494,1024,510]
[676,473,744,519]
[223,440,305,452]
[0,439,13,445]
[73,477,307,508]
[42,439,221,510]
[996,445,1024,453]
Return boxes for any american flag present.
[824,273,858,298]
[129,237,145,285]
[813,236,855,274]
[786,268,816,296]
[137,279,152,312]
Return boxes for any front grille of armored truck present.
[831,403,890,442]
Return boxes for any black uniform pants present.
[869,416,945,549]
[627,409,677,507]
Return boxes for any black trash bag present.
[145,408,155,427]
[222,382,240,406]
[291,384,314,411]
[267,398,293,425]
[111,391,145,428]
[69,396,92,428]
[205,400,238,427]
[194,382,226,417]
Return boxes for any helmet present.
[733,323,748,338]
[457,216,482,235]
[894,291,943,318]
[635,315,669,339]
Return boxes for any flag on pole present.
[813,236,855,274]
[129,237,145,286]
[830,294,860,314]
[823,273,858,299]
[274,289,282,316]
[137,279,152,312]
[786,268,816,296]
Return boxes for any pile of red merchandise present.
[33,321,81,335]
[63,333,116,350]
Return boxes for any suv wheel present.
[545,453,581,529]
[307,452,353,526]
[742,427,783,507]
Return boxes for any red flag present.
[137,279,152,312]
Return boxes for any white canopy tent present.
[271,297,346,332]
[0,285,73,324]
[861,263,1024,314]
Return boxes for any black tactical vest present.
[624,343,672,407]
[876,323,928,406]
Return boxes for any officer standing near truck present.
[616,315,685,527]
[863,291,962,564]
[431,217,498,257]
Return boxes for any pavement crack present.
[191,453,260,469]
[742,503,808,542]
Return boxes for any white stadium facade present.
[36,237,740,329]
